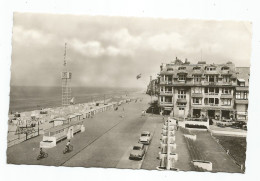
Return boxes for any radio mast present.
[61,43,72,106]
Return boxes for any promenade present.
[7,93,242,172]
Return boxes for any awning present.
[177,99,187,103]
[238,78,245,82]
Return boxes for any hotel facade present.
[157,58,249,121]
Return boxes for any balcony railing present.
[205,92,219,95]
[204,103,219,106]
[160,102,173,106]
[160,91,173,95]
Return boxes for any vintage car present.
[138,131,151,145]
[129,143,145,160]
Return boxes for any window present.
[215,87,219,93]
[178,67,186,70]
[222,88,231,94]
[236,91,248,99]
[238,81,245,87]
[179,108,184,111]
[215,98,219,105]
[206,67,216,71]
[192,87,202,93]
[193,75,202,82]
[160,96,163,102]
[209,87,214,93]
[178,103,186,106]
[205,87,218,94]
[167,68,173,71]
[193,98,201,104]
[205,87,208,93]
[178,90,186,99]
[160,86,163,92]
[178,74,186,81]
[209,98,214,104]
[204,98,218,105]
[209,75,215,82]
[221,67,229,70]
[221,99,231,105]
[223,75,230,82]
[193,67,201,70]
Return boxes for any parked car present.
[231,121,246,129]
[138,131,151,145]
[129,143,145,160]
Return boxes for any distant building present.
[146,77,159,96]
[157,57,249,121]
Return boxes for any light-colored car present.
[129,143,145,160]
[138,131,151,145]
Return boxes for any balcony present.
[202,81,236,86]
[204,103,219,107]
[160,102,174,107]
[235,99,248,104]
[160,81,173,85]
[191,93,203,98]
[205,92,219,95]
[160,91,173,96]
[220,94,233,99]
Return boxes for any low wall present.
[192,160,212,171]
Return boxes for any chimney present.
[150,76,152,82]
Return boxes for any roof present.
[74,113,83,116]
[133,143,144,147]
[238,78,245,82]
[236,67,250,86]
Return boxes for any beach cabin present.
[68,114,77,122]
[74,113,83,120]
[50,117,68,127]
[40,119,85,148]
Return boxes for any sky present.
[11,13,252,89]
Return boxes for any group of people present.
[39,140,72,158]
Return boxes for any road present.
[7,93,161,169]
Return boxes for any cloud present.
[12,25,53,46]
[10,14,252,88]
[71,39,105,57]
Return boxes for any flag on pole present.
[136,74,142,79]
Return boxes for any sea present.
[9,86,141,113]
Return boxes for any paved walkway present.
[209,125,247,137]
[189,130,242,173]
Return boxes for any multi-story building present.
[235,67,250,121]
[158,57,249,121]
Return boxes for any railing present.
[185,117,208,122]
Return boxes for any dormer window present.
[193,67,201,70]
[221,67,229,70]
[205,67,216,71]
[237,79,245,87]
[178,74,186,81]
[178,67,186,70]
